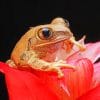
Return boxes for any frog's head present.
[27,18,79,61]
[29,17,73,48]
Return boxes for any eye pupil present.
[42,28,51,38]
[38,27,53,40]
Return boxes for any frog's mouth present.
[35,36,85,51]
[35,37,69,47]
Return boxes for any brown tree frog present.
[7,18,85,78]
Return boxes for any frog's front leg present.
[20,50,75,78]
[42,60,75,78]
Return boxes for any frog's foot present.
[47,60,75,78]
[70,36,86,51]
[6,59,16,68]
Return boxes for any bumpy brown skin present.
[7,17,84,78]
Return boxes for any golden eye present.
[38,27,53,40]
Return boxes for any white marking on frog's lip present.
[35,37,69,47]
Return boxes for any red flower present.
[0,42,100,100]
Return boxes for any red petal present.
[84,42,100,63]
[67,42,100,63]
[24,59,94,99]
[78,85,100,100]
[32,70,71,100]
[62,58,93,99]
[0,62,59,100]
[92,62,100,87]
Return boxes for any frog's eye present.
[37,27,53,40]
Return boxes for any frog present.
[7,17,85,78]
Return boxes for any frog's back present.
[11,28,35,65]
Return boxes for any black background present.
[0,0,100,61]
